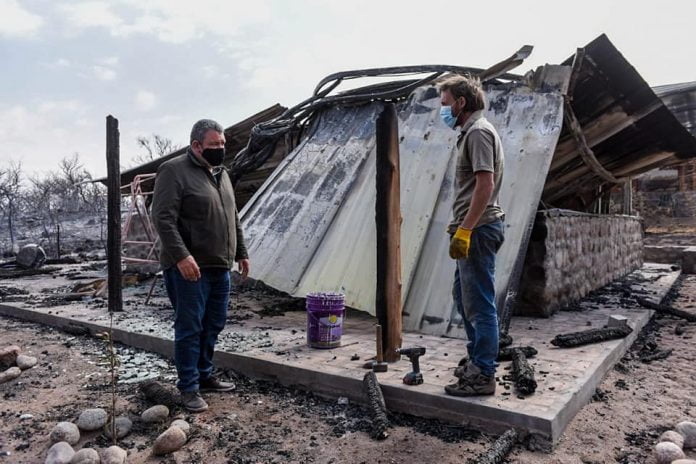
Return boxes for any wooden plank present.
[106,115,123,312]
[375,103,402,363]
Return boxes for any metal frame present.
[120,173,160,303]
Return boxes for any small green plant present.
[96,313,120,445]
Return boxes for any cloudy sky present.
[1,0,694,177]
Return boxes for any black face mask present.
[201,147,225,166]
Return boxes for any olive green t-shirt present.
[448,111,505,234]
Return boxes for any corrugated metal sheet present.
[653,81,696,137]
[241,65,571,337]
[543,35,696,208]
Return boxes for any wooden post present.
[623,177,633,215]
[106,115,123,312]
[678,165,687,192]
[56,224,61,258]
[375,103,402,363]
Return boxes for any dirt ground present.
[1,278,695,463]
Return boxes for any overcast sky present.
[1,0,694,178]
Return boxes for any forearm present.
[460,181,494,230]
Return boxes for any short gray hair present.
[190,119,224,144]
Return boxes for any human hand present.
[449,228,472,260]
[237,258,250,279]
[176,255,201,281]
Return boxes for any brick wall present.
[516,210,643,317]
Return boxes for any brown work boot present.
[181,391,209,412]
[200,376,236,393]
[445,362,496,397]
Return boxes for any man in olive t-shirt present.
[438,76,505,396]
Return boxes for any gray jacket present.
[151,150,248,270]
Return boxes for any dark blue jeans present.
[452,220,504,377]
[163,267,230,392]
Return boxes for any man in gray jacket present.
[152,119,250,412]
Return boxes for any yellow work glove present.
[449,227,472,260]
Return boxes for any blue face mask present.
[440,106,458,128]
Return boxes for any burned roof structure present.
[542,35,696,210]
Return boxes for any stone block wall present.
[516,210,643,317]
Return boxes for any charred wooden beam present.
[511,349,537,395]
[362,371,389,440]
[499,333,513,348]
[140,380,182,409]
[563,101,622,185]
[106,115,123,313]
[550,326,632,348]
[498,346,537,362]
[457,345,537,367]
[637,298,696,322]
[468,428,518,464]
[375,103,402,363]
[640,349,673,363]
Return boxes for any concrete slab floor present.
[0,262,682,448]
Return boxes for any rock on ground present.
[152,426,187,456]
[660,430,685,449]
[655,441,685,464]
[50,422,80,445]
[76,409,108,432]
[170,419,190,435]
[45,442,75,464]
[0,366,22,384]
[0,345,20,368]
[101,446,127,464]
[141,405,169,423]
[103,417,132,440]
[70,448,100,464]
[17,244,46,269]
[16,354,38,370]
[676,421,696,449]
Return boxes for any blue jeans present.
[163,267,231,392]
[452,220,504,377]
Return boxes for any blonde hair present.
[439,75,486,112]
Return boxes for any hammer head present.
[372,362,388,373]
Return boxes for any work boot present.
[454,359,483,379]
[453,358,471,378]
[445,362,496,397]
[200,376,236,393]
[181,391,209,413]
